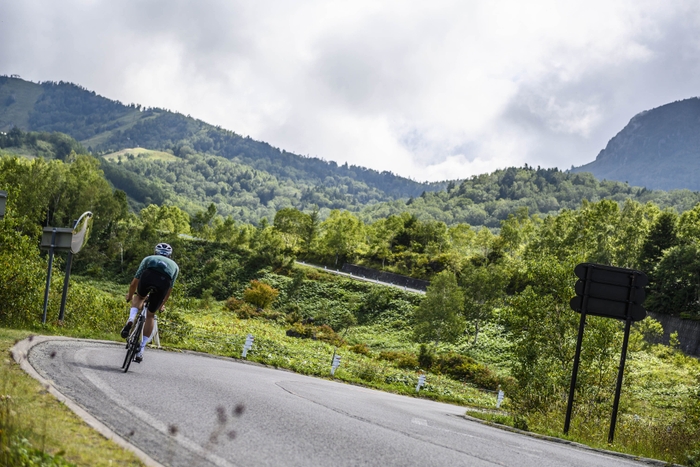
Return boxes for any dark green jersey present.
[134,255,179,286]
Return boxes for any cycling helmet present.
[154,243,173,257]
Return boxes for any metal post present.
[564,265,592,434]
[58,251,73,322]
[608,274,636,443]
[0,190,7,220]
[41,229,57,324]
[57,219,78,323]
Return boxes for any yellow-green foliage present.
[0,220,46,326]
[103,148,177,162]
[242,280,279,309]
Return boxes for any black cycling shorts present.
[136,268,172,313]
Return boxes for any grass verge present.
[1,328,145,467]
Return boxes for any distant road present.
[29,339,653,467]
[295,261,426,294]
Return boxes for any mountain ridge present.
[571,97,700,190]
[0,76,445,200]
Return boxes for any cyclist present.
[121,242,179,363]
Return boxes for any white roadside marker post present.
[152,317,161,348]
[416,373,426,393]
[242,334,254,358]
[496,389,504,409]
[331,354,341,375]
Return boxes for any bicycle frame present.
[121,297,162,372]
[122,302,146,373]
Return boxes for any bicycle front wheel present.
[123,318,144,373]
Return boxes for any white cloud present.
[1,0,699,181]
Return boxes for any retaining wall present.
[648,311,700,357]
[341,263,430,291]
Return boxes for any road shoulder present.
[12,335,165,467]
[460,413,685,467]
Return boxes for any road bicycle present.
[121,300,160,373]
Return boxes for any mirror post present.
[42,228,57,324]
[58,219,80,323]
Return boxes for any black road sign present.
[565,263,649,443]
[569,263,648,322]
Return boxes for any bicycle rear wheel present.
[123,316,144,373]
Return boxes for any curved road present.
[28,339,653,467]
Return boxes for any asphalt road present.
[29,340,652,467]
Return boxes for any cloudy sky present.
[1,1,699,181]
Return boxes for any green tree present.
[639,210,678,273]
[301,207,320,255]
[273,207,311,254]
[678,203,700,241]
[0,156,63,236]
[366,214,405,268]
[413,270,465,345]
[646,243,700,316]
[318,210,366,266]
[191,203,217,236]
[140,204,191,235]
[460,264,507,343]
[504,255,622,418]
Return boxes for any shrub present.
[0,220,46,327]
[430,352,502,390]
[285,322,316,339]
[242,280,279,309]
[157,307,191,344]
[284,322,345,346]
[350,343,372,356]
[225,296,260,319]
[418,344,434,369]
[315,324,345,346]
[224,297,244,312]
[260,310,285,322]
[354,361,383,382]
[379,350,419,369]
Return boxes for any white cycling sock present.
[129,307,138,322]
[140,334,153,349]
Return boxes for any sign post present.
[0,190,7,220]
[40,227,73,324]
[566,263,648,443]
[58,212,93,322]
[40,212,92,324]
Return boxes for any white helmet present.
[155,243,173,257]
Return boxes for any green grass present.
[103,147,178,162]
[464,344,700,466]
[0,77,43,130]
[0,328,144,466]
[80,112,156,149]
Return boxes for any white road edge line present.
[73,347,236,467]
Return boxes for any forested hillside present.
[5,76,700,227]
[5,126,700,226]
[361,166,700,227]
[0,76,445,209]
